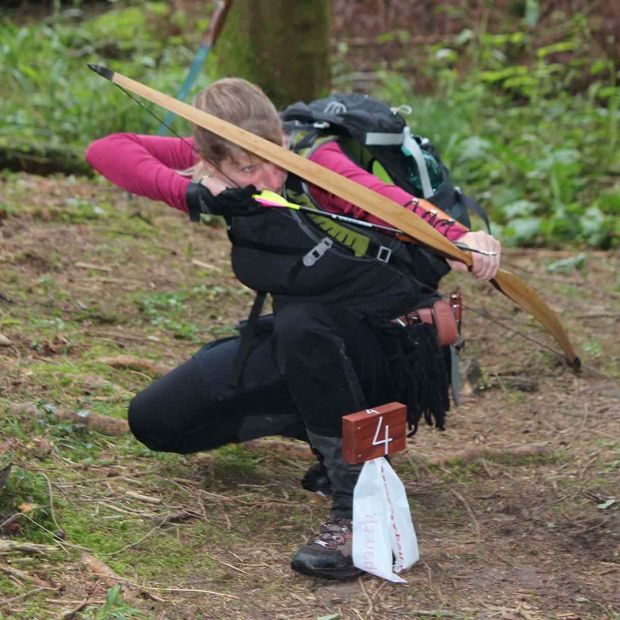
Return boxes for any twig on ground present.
[119,578,239,599]
[97,501,153,519]
[572,516,613,536]
[479,458,495,478]
[403,610,461,618]
[75,262,112,273]
[581,403,590,430]
[0,561,57,589]
[0,538,56,554]
[57,597,91,620]
[576,313,620,319]
[125,490,163,504]
[371,579,389,601]
[578,454,599,482]
[191,259,223,272]
[451,489,481,541]
[46,597,105,606]
[431,444,552,467]
[49,410,129,436]
[38,470,61,532]
[80,552,141,601]
[0,586,49,608]
[0,513,22,530]
[198,489,257,505]
[422,561,433,586]
[208,553,250,576]
[97,355,172,376]
[403,451,437,481]
[104,515,170,557]
[17,513,86,555]
[359,576,374,617]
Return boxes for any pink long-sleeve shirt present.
[85,134,467,242]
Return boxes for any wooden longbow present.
[88,65,580,369]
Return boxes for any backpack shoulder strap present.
[229,291,267,388]
[457,189,492,233]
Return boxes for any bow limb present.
[88,65,580,369]
[492,269,579,367]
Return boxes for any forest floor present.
[0,172,619,619]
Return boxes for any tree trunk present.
[215,0,331,108]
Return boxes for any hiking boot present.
[300,461,332,496]
[291,516,363,580]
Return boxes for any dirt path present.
[0,174,618,619]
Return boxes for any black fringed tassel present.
[372,320,451,435]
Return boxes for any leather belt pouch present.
[397,299,458,347]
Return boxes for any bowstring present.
[378,252,580,368]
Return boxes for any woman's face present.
[217,151,287,193]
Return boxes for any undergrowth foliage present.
[0,2,210,143]
[0,1,618,248]
[371,11,619,249]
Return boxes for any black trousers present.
[128,303,396,454]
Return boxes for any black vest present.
[227,178,449,320]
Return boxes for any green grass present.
[201,444,264,486]
[79,585,150,619]
[0,3,211,144]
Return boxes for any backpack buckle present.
[376,246,392,263]
[303,238,333,266]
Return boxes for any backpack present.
[280,92,490,232]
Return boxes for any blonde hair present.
[189,77,283,180]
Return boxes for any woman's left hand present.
[447,231,501,280]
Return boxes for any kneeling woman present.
[86,77,500,580]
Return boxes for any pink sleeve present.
[85,133,197,212]
[307,141,467,241]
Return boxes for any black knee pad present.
[126,355,209,453]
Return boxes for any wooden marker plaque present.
[342,402,407,464]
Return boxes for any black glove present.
[186,182,264,221]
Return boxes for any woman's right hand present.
[186,182,262,218]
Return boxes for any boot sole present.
[290,560,364,580]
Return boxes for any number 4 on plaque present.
[372,415,393,455]
[342,402,407,464]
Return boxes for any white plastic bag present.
[352,457,419,582]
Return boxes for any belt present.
[393,295,461,347]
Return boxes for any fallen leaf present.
[597,498,617,510]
